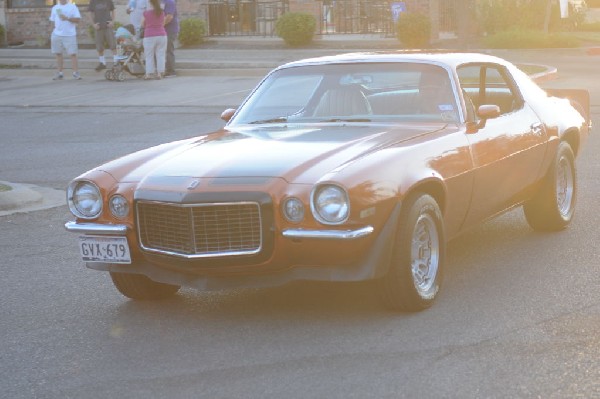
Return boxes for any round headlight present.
[109,194,129,218]
[283,197,304,223]
[312,184,349,224]
[68,181,103,219]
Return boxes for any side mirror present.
[467,104,501,133]
[220,108,236,122]
[477,104,501,120]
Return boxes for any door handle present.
[531,122,544,135]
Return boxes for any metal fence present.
[203,0,460,38]
[438,0,458,34]
[207,0,289,36]
[205,0,397,37]
[318,0,395,35]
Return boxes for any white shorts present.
[51,34,78,55]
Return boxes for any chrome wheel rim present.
[411,213,440,294]
[556,154,574,217]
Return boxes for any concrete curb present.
[0,181,65,216]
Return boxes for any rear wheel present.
[524,141,576,231]
[110,272,180,300]
[380,193,445,312]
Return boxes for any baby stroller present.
[105,25,145,81]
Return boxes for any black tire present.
[524,141,576,232]
[380,193,445,312]
[110,272,180,300]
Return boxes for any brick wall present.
[289,0,320,15]
[177,0,207,21]
[6,8,54,45]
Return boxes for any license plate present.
[78,236,131,264]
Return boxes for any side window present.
[457,64,524,117]
[457,65,480,122]
[483,67,523,115]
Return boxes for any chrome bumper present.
[64,221,128,235]
[65,221,373,240]
[282,226,374,240]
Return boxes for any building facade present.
[0,0,461,47]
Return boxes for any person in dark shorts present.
[89,0,117,72]
[163,0,179,77]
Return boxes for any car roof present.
[276,51,511,71]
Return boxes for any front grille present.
[137,201,262,258]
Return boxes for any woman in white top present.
[127,0,148,37]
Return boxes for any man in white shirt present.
[49,0,82,80]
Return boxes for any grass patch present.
[516,64,548,75]
[0,183,12,192]
[576,22,600,32]
[483,29,580,49]
[570,31,600,43]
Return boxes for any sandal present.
[144,75,153,80]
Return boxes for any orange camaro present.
[65,52,590,311]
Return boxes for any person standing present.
[141,0,167,80]
[163,0,179,77]
[49,0,82,80]
[89,0,117,72]
[126,0,147,38]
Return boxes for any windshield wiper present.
[319,118,372,123]
[248,117,288,124]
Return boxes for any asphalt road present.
[0,52,599,398]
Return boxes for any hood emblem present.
[187,180,200,190]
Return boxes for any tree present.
[543,0,553,33]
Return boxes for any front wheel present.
[524,141,576,232]
[380,193,445,312]
[110,272,180,300]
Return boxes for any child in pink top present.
[141,0,167,79]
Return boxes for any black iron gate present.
[439,0,458,34]
[206,0,397,37]
[207,0,289,36]
[318,0,395,35]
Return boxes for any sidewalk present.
[0,182,64,217]
[0,34,405,72]
[2,34,590,73]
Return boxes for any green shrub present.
[479,0,540,34]
[395,12,431,48]
[178,18,206,47]
[479,0,586,34]
[275,12,316,47]
[483,29,580,48]
[578,21,600,31]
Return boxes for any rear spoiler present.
[545,88,591,128]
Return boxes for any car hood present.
[102,123,448,186]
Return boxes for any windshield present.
[230,62,460,125]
